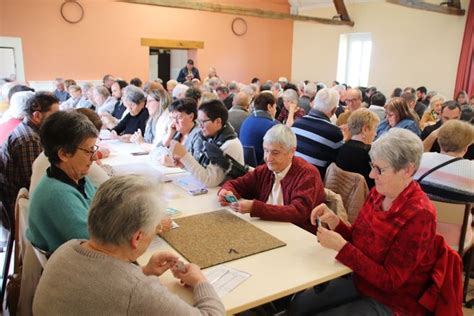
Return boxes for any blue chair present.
[243,146,257,168]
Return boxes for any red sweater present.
[221,156,325,233]
[335,181,437,315]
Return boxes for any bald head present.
[233,92,250,109]
[345,88,362,112]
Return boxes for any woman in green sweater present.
[27,110,99,253]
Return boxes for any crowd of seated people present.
[0,71,473,315]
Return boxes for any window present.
[336,33,372,87]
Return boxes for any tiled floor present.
[463,278,474,315]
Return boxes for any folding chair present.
[324,163,369,223]
[243,145,258,168]
[431,199,473,303]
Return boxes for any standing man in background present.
[177,59,201,83]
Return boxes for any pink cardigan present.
[0,118,22,144]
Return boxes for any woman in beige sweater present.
[33,175,224,316]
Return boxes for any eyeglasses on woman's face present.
[197,118,212,126]
[77,145,99,159]
[369,161,390,176]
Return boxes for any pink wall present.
[0,0,293,83]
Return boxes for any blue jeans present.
[288,275,393,316]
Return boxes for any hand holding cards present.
[175,260,186,273]
[171,261,208,288]
[224,195,238,204]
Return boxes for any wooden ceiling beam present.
[119,0,355,26]
[387,0,465,16]
[333,0,351,22]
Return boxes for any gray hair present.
[208,77,221,88]
[263,124,297,150]
[304,83,317,97]
[333,84,346,93]
[88,175,163,246]
[94,85,110,98]
[123,85,146,104]
[7,91,34,120]
[272,82,282,91]
[81,82,93,93]
[228,81,239,92]
[1,82,18,102]
[172,83,189,100]
[282,89,298,103]
[314,88,339,113]
[240,85,254,97]
[428,94,445,110]
[369,128,423,173]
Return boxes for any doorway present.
[148,49,190,84]
[0,37,25,83]
[142,37,204,86]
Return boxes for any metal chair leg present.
[0,204,14,306]
[1,229,14,305]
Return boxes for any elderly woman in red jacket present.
[291,128,439,315]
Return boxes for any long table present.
[101,140,351,315]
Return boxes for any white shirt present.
[266,163,292,206]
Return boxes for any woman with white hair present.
[291,129,443,315]
[419,94,445,129]
[172,83,189,100]
[111,85,149,142]
[276,89,305,127]
[0,90,34,143]
[92,85,116,114]
[33,175,225,315]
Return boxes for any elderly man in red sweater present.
[218,124,325,234]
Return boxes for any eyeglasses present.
[345,98,359,103]
[77,145,99,159]
[198,119,212,126]
[369,161,390,175]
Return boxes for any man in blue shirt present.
[53,78,70,103]
[292,88,344,179]
[239,92,278,164]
